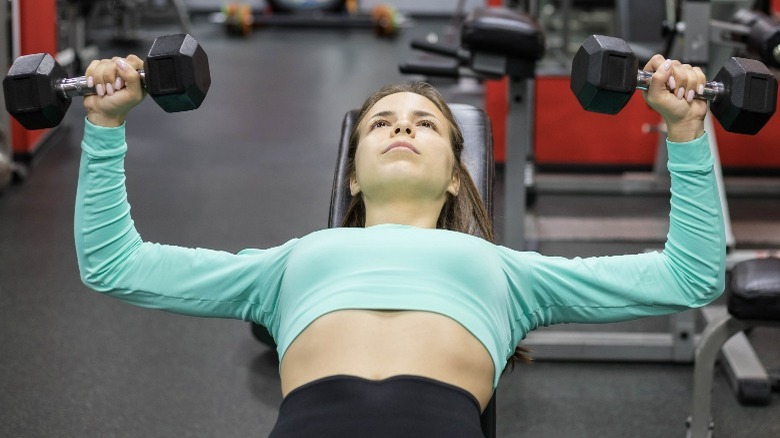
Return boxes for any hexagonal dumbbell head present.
[3,53,70,130]
[144,34,211,113]
[570,35,639,115]
[710,57,778,135]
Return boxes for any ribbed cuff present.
[667,132,714,172]
[81,118,128,158]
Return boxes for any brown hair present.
[342,81,493,241]
[342,81,532,367]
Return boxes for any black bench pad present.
[461,7,545,61]
[729,257,780,320]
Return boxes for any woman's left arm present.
[502,58,726,329]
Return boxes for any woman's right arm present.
[75,58,295,324]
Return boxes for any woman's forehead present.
[368,92,443,118]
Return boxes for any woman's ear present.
[350,176,361,196]
[447,167,461,196]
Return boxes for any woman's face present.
[350,92,459,203]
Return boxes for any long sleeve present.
[501,133,726,341]
[74,120,296,325]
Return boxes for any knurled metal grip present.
[56,71,148,98]
[636,70,724,101]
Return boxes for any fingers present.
[85,55,142,96]
[641,54,708,141]
[643,54,668,74]
[692,65,706,99]
[114,57,142,94]
[117,55,144,93]
[645,55,706,102]
[670,63,705,102]
[644,55,675,102]
[87,57,116,96]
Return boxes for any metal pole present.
[503,77,534,250]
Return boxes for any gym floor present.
[1,17,779,438]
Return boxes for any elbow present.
[663,245,727,308]
[704,229,729,304]
[702,199,728,302]
[700,266,726,305]
[78,262,112,292]
[75,231,142,293]
[76,244,107,291]
[664,228,727,307]
[688,250,727,307]
[678,270,724,309]
[77,248,132,293]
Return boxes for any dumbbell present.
[571,35,778,135]
[3,34,211,130]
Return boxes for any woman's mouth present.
[383,141,419,154]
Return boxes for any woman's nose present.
[393,121,414,136]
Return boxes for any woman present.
[77,54,724,437]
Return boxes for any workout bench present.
[688,257,780,438]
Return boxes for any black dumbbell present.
[3,34,211,130]
[570,35,778,135]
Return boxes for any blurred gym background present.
[1,1,779,437]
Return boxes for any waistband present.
[270,374,484,438]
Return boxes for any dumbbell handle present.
[636,70,725,101]
[56,70,147,98]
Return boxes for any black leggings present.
[268,375,484,438]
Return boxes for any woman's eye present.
[371,120,389,129]
[419,120,437,130]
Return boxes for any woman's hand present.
[84,55,146,127]
[642,55,708,142]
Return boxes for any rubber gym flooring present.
[1,17,779,438]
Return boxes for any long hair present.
[341,81,532,367]
[341,81,493,242]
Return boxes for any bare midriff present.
[279,309,495,412]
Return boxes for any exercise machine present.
[399,6,545,250]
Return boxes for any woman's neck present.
[363,198,444,229]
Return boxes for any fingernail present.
[96,83,104,96]
[662,60,672,71]
[106,83,114,96]
[687,89,695,102]
[677,87,685,99]
[87,76,94,88]
[115,78,123,90]
[667,76,676,90]
[116,57,128,70]
[698,84,704,95]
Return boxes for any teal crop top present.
[75,120,726,388]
